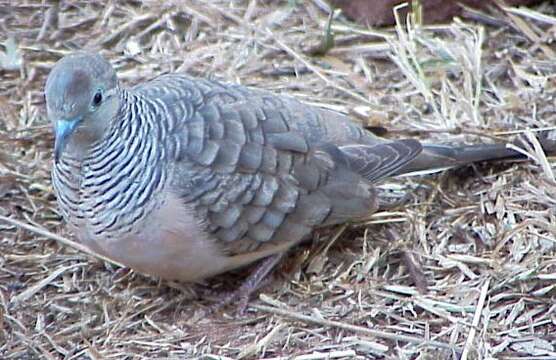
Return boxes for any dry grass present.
[1,1,556,359]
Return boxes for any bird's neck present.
[83,88,164,172]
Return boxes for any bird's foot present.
[210,253,284,315]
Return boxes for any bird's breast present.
[85,191,233,281]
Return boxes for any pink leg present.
[212,253,284,314]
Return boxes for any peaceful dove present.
[45,52,554,286]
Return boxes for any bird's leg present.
[212,253,284,314]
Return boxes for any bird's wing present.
[134,75,421,257]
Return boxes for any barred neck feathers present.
[53,89,168,238]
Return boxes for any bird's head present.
[45,52,119,163]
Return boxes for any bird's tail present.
[395,136,556,176]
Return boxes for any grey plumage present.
[45,52,551,282]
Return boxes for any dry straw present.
[0,1,555,358]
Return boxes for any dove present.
[45,52,554,296]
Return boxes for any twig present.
[461,278,490,360]
[501,5,555,59]
[0,214,123,267]
[11,263,86,304]
[502,6,556,26]
[251,304,462,352]
[238,322,286,359]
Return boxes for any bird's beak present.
[54,119,80,163]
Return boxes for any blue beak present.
[54,119,80,163]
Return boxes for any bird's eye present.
[92,91,102,106]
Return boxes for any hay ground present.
[1,1,556,359]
